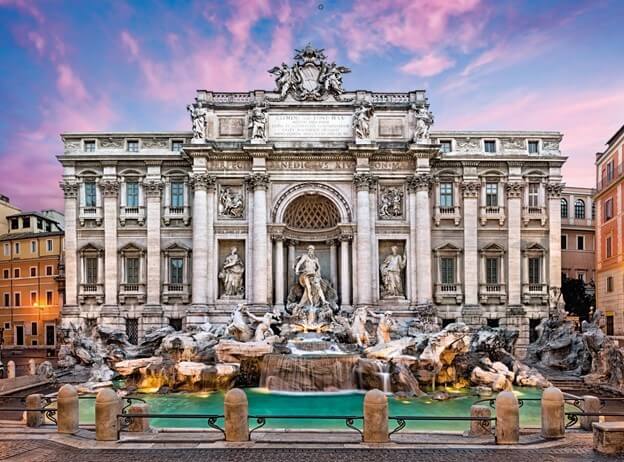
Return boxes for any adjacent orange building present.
[0,212,64,358]
[595,124,624,335]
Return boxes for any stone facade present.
[57,47,564,355]
[560,186,595,283]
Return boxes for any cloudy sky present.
[0,0,622,211]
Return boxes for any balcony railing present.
[163,205,190,225]
[522,283,548,304]
[79,206,102,226]
[434,205,461,226]
[434,283,462,304]
[162,283,190,303]
[119,283,146,304]
[480,206,505,225]
[597,163,624,193]
[119,205,145,225]
[78,283,104,304]
[479,283,506,304]
[522,206,547,226]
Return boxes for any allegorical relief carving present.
[187,104,208,141]
[64,140,81,152]
[456,138,480,152]
[502,138,525,151]
[542,140,560,152]
[249,105,268,142]
[218,185,244,218]
[142,138,169,149]
[99,138,124,149]
[219,247,245,298]
[353,103,374,142]
[378,186,404,219]
[380,246,406,299]
[268,44,351,101]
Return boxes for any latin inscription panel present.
[269,113,352,139]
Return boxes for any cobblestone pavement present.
[0,440,618,462]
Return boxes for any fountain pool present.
[76,387,551,432]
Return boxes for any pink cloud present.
[0,0,45,23]
[56,63,89,102]
[120,30,140,58]
[401,52,454,77]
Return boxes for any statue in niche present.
[350,307,370,347]
[368,310,396,344]
[412,105,433,142]
[379,187,404,219]
[219,247,245,298]
[380,246,406,298]
[249,105,268,141]
[219,187,244,218]
[226,304,253,342]
[187,104,208,140]
[245,309,280,342]
[294,245,328,309]
[353,103,374,140]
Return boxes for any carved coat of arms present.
[268,44,351,101]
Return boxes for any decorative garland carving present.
[189,173,216,191]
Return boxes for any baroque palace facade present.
[58,46,564,354]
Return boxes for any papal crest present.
[268,44,351,101]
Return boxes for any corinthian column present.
[339,235,351,306]
[546,182,564,289]
[60,181,79,308]
[506,182,524,306]
[462,180,480,305]
[248,173,270,306]
[273,236,285,308]
[101,179,119,308]
[144,179,163,306]
[190,173,215,307]
[354,174,373,305]
[412,174,433,304]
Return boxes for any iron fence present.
[388,415,495,437]
[248,414,363,437]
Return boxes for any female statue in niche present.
[219,247,245,297]
[380,246,406,298]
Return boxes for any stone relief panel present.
[99,138,125,149]
[218,240,246,299]
[142,138,170,149]
[218,184,245,219]
[218,117,245,137]
[501,138,525,152]
[378,240,407,299]
[455,138,481,152]
[63,140,81,153]
[378,185,404,220]
[377,118,404,138]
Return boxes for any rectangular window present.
[440,140,452,153]
[440,257,455,284]
[30,291,37,305]
[13,268,19,278]
[607,161,615,180]
[169,258,184,284]
[577,272,585,282]
[127,140,139,152]
[561,234,567,250]
[439,182,454,208]
[46,291,53,305]
[3,293,9,307]
[84,182,97,207]
[528,183,539,207]
[528,257,541,284]
[486,258,499,284]
[46,265,53,276]
[10,218,18,230]
[126,182,139,207]
[485,183,498,206]
[85,257,98,284]
[45,325,55,346]
[37,218,43,229]
[606,236,613,258]
[31,240,36,252]
[84,140,96,152]
[170,182,184,208]
[3,243,9,256]
[605,198,614,220]
[31,322,38,336]
[22,217,30,228]
[528,141,539,154]
[607,314,615,336]
[126,257,140,284]
[607,276,614,292]
[577,235,585,251]
[15,325,23,346]
[14,292,20,307]
[14,242,19,254]
[126,318,139,345]
[30,267,36,277]
[171,140,183,152]
[3,269,8,279]
[484,140,496,153]
[46,239,53,252]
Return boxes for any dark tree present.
[561,277,595,323]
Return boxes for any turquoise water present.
[77,387,550,432]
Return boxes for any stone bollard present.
[25,394,44,428]
[7,361,15,379]
[127,403,150,432]
[57,384,79,434]
[224,388,249,442]
[363,389,389,443]
[28,359,36,375]
[95,388,123,441]
[541,387,565,439]
[580,395,601,431]
[495,391,519,444]
[469,405,492,436]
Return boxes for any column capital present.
[353,173,377,191]
[143,179,164,197]
[286,239,299,247]
[505,181,524,199]
[101,179,120,197]
[407,173,433,192]
[461,180,481,199]
[339,234,353,242]
[325,239,337,246]
[246,173,270,190]
[59,180,79,198]
[272,234,285,242]
[190,173,216,191]
[546,182,564,198]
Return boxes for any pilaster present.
[144,179,163,307]
[506,181,524,306]
[409,174,433,304]
[462,180,480,306]
[101,178,119,309]
[353,173,375,305]
[190,173,216,308]
[60,180,79,308]
[247,172,270,307]
[546,182,564,289]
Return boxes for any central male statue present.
[294,245,328,308]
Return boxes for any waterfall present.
[376,362,391,394]
[260,354,360,392]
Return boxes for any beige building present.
[57,46,565,356]
[560,186,596,284]
[0,195,21,235]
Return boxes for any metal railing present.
[0,407,58,424]
[248,414,363,437]
[388,415,495,437]
[117,413,224,439]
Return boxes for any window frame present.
[577,235,585,251]
[126,139,140,152]
[170,181,185,208]
[527,182,540,207]
[84,181,97,207]
[483,140,497,153]
[169,257,185,284]
[439,257,456,284]
[439,182,454,208]
[83,140,96,152]
[574,199,586,219]
[528,140,539,154]
[560,198,568,218]
[485,182,498,207]
[528,257,541,284]
[561,234,568,250]
[439,140,452,153]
